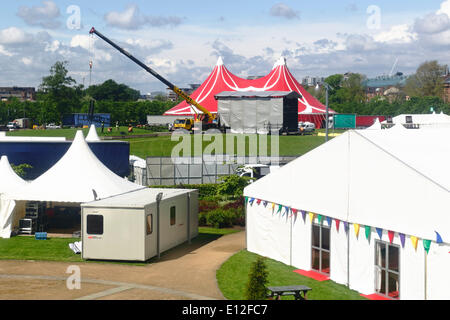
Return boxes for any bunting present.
[399,233,406,248]
[365,226,371,241]
[245,197,443,254]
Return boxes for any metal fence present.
[145,155,297,186]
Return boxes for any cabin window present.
[170,206,176,226]
[146,214,153,235]
[87,215,103,235]
[375,241,400,299]
[311,222,330,275]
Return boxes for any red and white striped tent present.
[164,57,335,128]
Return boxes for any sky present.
[0,0,450,94]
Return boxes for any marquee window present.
[311,222,330,275]
[146,214,153,235]
[375,240,400,299]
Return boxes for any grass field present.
[217,250,367,300]
[0,227,241,265]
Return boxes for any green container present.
[333,114,356,129]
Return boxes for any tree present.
[405,60,447,98]
[38,61,83,123]
[86,79,141,101]
[245,257,269,300]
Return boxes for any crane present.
[89,27,217,130]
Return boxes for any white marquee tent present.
[244,128,450,300]
[0,131,143,238]
[382,112,450,129]
[86,124,101,142]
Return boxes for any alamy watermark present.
[66,5,81,30]
[367,5,381,30]
[66,265,81,290]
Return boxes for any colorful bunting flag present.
[285,206,290,215]
[326,217,332,227]
[249,198,255,206]
[411,236,419,250]
[423,239,431,254]
[309,212,315,223]
[271,202,276,212]
[256,199,262,205]
[245,197,249,205]
[388,231,395,244]
[365,226,371,240]
[344,221,349,232]
[354,224,360,238]
[317,215,323,224]
[263,201,268,208]
[301,211,307,222]
[277,205,283,214]
[435,231,443,244]
[335,219,341,232]
[376,228,383,240]
[399,233,406,248]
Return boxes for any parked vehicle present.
[236,164,281,181]
[298,122,316,135]
[7,122,19,130]
[46,123,62,129]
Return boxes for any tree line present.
[0,61,177,126]
[307,60,450,116]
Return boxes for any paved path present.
[0,231,246,300]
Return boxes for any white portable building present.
[0,131,143,238]
[80,188,198,262]
[244,128,450,300]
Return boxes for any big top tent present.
[164,57,334,128]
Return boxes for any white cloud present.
[0,45,13,57]
[270,3,300,20]
[21,57,33,65]
[0,27,33,45]
[104,4,183,30]
[374,24,418,44]
[16,0,61,29]
[437,0,450,16]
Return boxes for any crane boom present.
[89,27,214,120]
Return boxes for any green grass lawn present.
[217,250,367,300]
[0,227,241,265]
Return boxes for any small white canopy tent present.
[86,125,101,142]
[0,131,143,238]
[0,156,28,238]
[244,128,450,300]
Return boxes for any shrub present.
[245,257,269,300]
[216,175,252,199]
[206,208,235,229]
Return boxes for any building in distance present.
[0,87,36,102]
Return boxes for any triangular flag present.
[435,231,443,244]
[285,206,290,215]
[277,205,283,214]
[343,221,349,232]
[411,236,418,250]
[271,203,276,212]
[326,217,332,227]
[376,228,383,240]
[399,233,406,248]
[335,219,341,231]
[249,198,255,206]
[354,224,360,238]
[365,226,371,240]
[301,211,307,222]
[245,197,249,205]
[423,239,432,254]
[256,199,262,205]
[291,208,298,215]
[309,212,315,223]
[263,201,268,208]
[388,231,395,244]
[317,215,323,224]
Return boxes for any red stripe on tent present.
[293,269,330,282]
[360,293,393,301]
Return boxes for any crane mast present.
[89,27,215,124]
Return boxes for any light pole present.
[316,82,333,142]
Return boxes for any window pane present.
[322,227,330,251]
[146,215,153,235]
[388,246,399,272]
[312,225,320,248]
[375,242,386,269]
[170,206,176,226]
[388,272,400,299]
[376,269,387,295]
[87,215,103,235]
[321,251,330,274]
[312,248,321,271]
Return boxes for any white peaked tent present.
[366,118,382,130]
[5,131,143,203]
[244,128,450,300]
[86,125,101,142]
[0,156,28,238]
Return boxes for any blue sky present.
[1,1,449,93]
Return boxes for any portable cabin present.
[80,188,199,262]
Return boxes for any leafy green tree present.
[86,79,141,101]
[245,257,269,300]
[405,61,447,98]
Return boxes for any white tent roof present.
[86,125,101,142]
[382,113,450,125]
[0,156,28,193]
[5,131,143,203]
[244,128,450,242]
